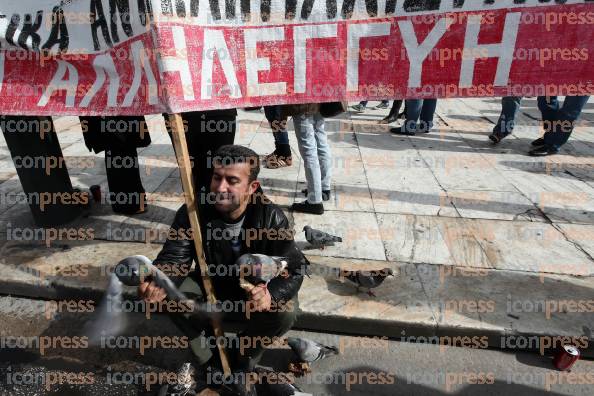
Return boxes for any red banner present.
[0,0,592,116]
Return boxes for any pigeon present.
[84,270,128,345]
[85,255,216,345]
[236,253,289,292]
[342,268,395,297]
[114,255,188,299]
[286,337,339,364]
[303,226,342,249]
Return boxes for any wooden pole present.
[168,113,232,378]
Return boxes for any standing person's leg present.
[291,114,324,214]
[169,111,236,194]
[313,113,332,200]
[2,115,82,226]
[537,96,560,125]
[418,99,437,133]
[263,105,292,168]
[194,113,236,192]
[543,95,590,148]
[380,100,403,124]
[530,96,560,147]
[391,99,422,135]
[105,145,146,214]
[490,96,522,143]
[81,115,149,215]
[530,96,589,156]
[264,105,289,147]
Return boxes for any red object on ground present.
[553,345,580,371]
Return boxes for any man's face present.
[210,162,259,215]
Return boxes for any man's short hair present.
[213,145,260,182]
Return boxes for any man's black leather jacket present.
[153,193,308,303]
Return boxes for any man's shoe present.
[375,102,389,109]
[350,104,366,113]
[528,145,559,156]
[531,137,545,147]
[290,200,324,215]
[264,152,292,169]
[378,115,398,124]
[301,188,331,201]
[488,132,507,144]
[159,363,206,396]
[390,126,415,136]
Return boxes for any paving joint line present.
[550,221,594,263]
[349,111,389,261]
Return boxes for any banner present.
[0,0,592,115]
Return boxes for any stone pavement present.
[2,295,593,395]
[0,98,593,354]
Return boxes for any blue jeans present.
[264,105,289,146]
[293,113,332,204]
[402,99,437,133]
[493,96,522,136]
[538,96,590,149]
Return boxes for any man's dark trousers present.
[170,276,297,370]
[538,96,590,149]
[493,96,522,136]
[166,110,237,193]
[403,99,437,133]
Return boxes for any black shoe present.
[488,132,507,144]
[291,200,324,215]
[528,145,559,156]
[531,137,545,147]
[390,127,415,136]
[375,102,389,109]
[350,104,366,113]
[378,115,398,124]
[301,188,331,201]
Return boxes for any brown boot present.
[265,152,293,169]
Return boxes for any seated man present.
[139,145,307,395]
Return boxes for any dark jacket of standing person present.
[81,116,151,154]
[80,116,150,214]
[280,103,321,118]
